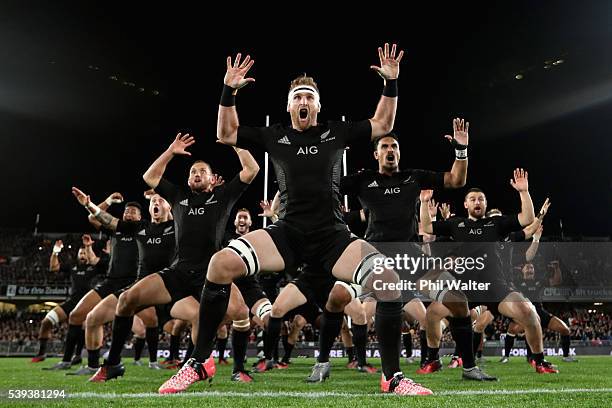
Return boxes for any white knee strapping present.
[232,318,251,330]
[352,252,386,287]
[429,271,456,302]
[45,310,60,327]
[227,238,260,277]
[334,281,363,301]
[255,300,272,320]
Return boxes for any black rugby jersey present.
[117,219,176,278]
[341,169,444,242]
[156,175,248,271]
[236,120,371,232]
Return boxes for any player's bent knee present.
[328,284,352,311]
[209,249,248,281]
[85,311,99,328]
[271,303,287,319]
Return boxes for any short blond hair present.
[289,74,320,94]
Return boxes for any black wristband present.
[383,79,398,97]
[449,138,468,150]
[220,85,236,107]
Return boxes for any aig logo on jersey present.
[384,187,401,195]
[297,146,318,155]
[147,237,162,244]
[469,228,483,235]
[188,207,206,216]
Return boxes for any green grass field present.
[1,356,611,407]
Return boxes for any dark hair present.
[192,160,212,170]
[372,132,399,150]
[464,188,485,201]
[125,201,142,211]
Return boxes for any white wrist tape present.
[87,203,101,216]
[455,148,468,160]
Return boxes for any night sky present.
[1,2,611,237]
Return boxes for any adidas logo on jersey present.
[458,222,465,227]
[179,199,189,206]
[138,229,146,236]
[367,181,379,188]
[277,136,291,145]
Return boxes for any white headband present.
[287,85,321,109]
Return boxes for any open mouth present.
[299,108,308,120]
[474,206,482,212]
[386,153,395,162]
[153,206,159,215]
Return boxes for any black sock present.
[62,324,82,362]
[87,348,100,368]
[532,351,544,364]
[182,338,194,364]
[282,339,294,363]
[169,334,180,361]
[146,327,158,363]
[191,281,232,362]
[216,337,228,360]
[504,333,515,357]
[281,335,290,360]
[317,308,344,363]
[375,301,402,379]
[346,346,355,362]
[134,337,145,361]
[107,315,134,366]
[38,338,48,356]
[232,330,249,372]
[75,328,85,359]
[419,330,429,366]
[266,317,283,361]
[449,316,475,369]
[561,335,570,357]
[473,332,483,357]
[427,347,440,362]
[402,332,412,358]
[352,324,368,366]
[273,335,280,361]
[525,338,533,361]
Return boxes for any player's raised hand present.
[224,53,255,90]
[259,200,275,218]
[52,240,64,254]
[168,133,195,156]
[510,168,529,192]
[428,198,439,218]
[420,189,433,202]
[71,187,91,207]
[440,203,454,220]
[534,224,544,240]
[445,118,469,147]
[370,43,404,80]
[538,198,551,217]
[106,192,124,205]
[82,234,94,247]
